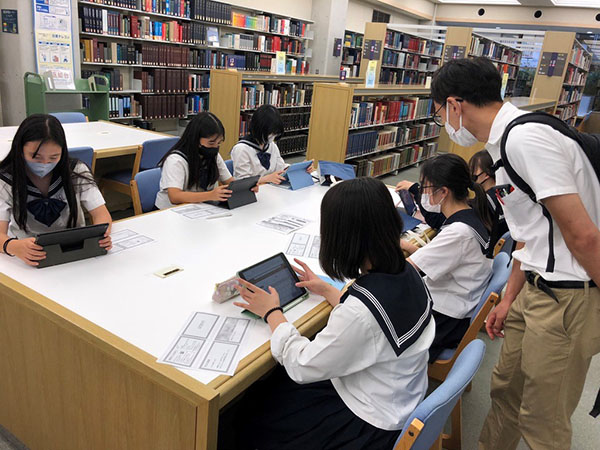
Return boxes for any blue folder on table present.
[281,161,314,190]
[397,209,422,233]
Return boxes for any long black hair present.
[159,112,225,190]
[248,105,284,147]
[0,114,93,232]
[421,153,493,231]
[468,149,495,181]
[319,177,406,280]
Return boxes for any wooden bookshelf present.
[306,83,440,178]
[209,70,350,158]
[530,32,592,126]
[77,0,314,125]
[358,22,443,87]
[341,30,363,78]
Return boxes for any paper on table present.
[109,229,154,254]
[172,203,225,219]
[285,233,320,259]
[159,312,253,376]
[257,214,311,235]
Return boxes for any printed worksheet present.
[159,312,252,376]
[257,214,311,234]
[172,203,225,219]
[285,233,320,259]
[109,229,154,254]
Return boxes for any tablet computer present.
[35,223,109,268]
[398,189,417,217]
[237,252,309,317]
[218,175,260,209]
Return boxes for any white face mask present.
[445,106,478,147]
[420,192,443,214]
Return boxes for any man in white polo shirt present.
[430,57,600,450]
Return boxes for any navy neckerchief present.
[442,208,490,254]
[171,150,210,190]
[238,137,271,170]
[0,170,68,227]
[340,266,433,356]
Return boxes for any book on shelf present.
[384,30,443,58]
[570,46,591,70]
[382,49,440,72]
[133,68,190,93]
[379,68,429,86]
[87,1,190,18]
[351,141,438,177]
[239,110,311,137]
[83,68,124,91]
[240,83,313,110]
[555,103,577,121]
[564,66,588,85]
[469,37,521,65]
[344,31,363,48]
[349,97,433,128]
[109,95,141,118]
[277,134,308,156]
[230,12,309,38]
[189,0,232,25]
[139,94,187,119]
[188,94,209,114]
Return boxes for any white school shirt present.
[155,152,232,209]
[271,295,435,431]
[230,141,286,179]
[0,162,106,239]
[486,102,600,281]
[410,223,492,319]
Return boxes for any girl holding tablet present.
[0,114,112,266]
[230,105,313,185]
[229,177,434,449]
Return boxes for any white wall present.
[346,0,418,34]
[228,0,313,22]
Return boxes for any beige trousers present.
[479,282,600,450]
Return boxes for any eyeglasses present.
[432,104,445,127]
[418,184,439,195]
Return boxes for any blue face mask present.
[26,160,58,178]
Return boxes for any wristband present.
[3,237,17,257]
[263,306,283,323]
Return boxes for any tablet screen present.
[238,253,307,307]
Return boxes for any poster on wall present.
[33,0,75,90]
[2,9,18,34]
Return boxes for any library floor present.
[1,333,598,450]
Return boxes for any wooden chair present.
[493,231,513,258]
[427,253,512,449]
[130,168,161,215]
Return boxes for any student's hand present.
[263,171,286,185]
[395,180,416,192]
[210,185,233,202]
[233,278,280,318]
[9,238,46,267]
[251,184,259,193]
[292,258,333,296]
[305,160,314,174]
[99,230,112,251]
[486,300,511,340]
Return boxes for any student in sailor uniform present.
[225,177,435,450]
[230,105,313,185]
[401,153,493,363]
[155,112,257,209]
[0,114,112,267]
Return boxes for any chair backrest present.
[225,159,234,174]
[395,340,486,450]
[497,231,514,257]
[139,137,179,171]
[68,146,94,171]
[470,252,511,324]
[50,112,87,124]
[131,168,161,214]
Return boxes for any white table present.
[0,120,170,162]
[0,183,335,450]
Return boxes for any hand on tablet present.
[251,184,260,193]
[262,170,286,185]
[10,238,46,266]
[395,180,416,192]
[305,160,314,174]
[210,184,233,202]
[293,259,341,307]
[99,231,112,251]
[234,278,281,318]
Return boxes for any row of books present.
[109,95,141,118]
[277,135,308,156]
[385,31,443,58]
[238,110,310,137]
[133,69,190,93]
[141,0,189,17]
[346,122,439,158]
[492,62,518,80]
[231,12,309,38]
[82,69,124,91]
[564,67,587,85]
[555,103,577,122]
[240,83,313,110]
[344,32,363,48]
[469,37,521,65]
[189,0,232,25]
[350,97,433,128]
[352,142,438,178]
[188,94,209,114]
[139,94,188,119]
[379,69,429,86]
[220,33,306,55]
[341,51,361,66]
[570,46,592,71]
[341,65,360,79]
[81,39,137,64]
[558,87,582,105]
[382,50,440,71]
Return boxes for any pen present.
[207,213,233,220]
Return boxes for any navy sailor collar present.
[238,136,268,153]
[0,170,64,199]
[442,208,490,254]
[340,266,433,357]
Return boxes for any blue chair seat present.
[437,348,456,361]
[50,112,87,124]
[104,169,133,184]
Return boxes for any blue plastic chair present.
[130,168,161,215]
[493,231,514,258]
[101,136,178,196]
[68,146,94,172]
[225,159,234,175]
[393,340,486,450]
[50,112,87,124]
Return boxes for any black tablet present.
[238,253,308,312]
[35,223,109,268]
[219,175,260,209]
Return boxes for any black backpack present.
[495,112,600,273]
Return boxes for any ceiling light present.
[551,1,600,7]
[438,0,521,4]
